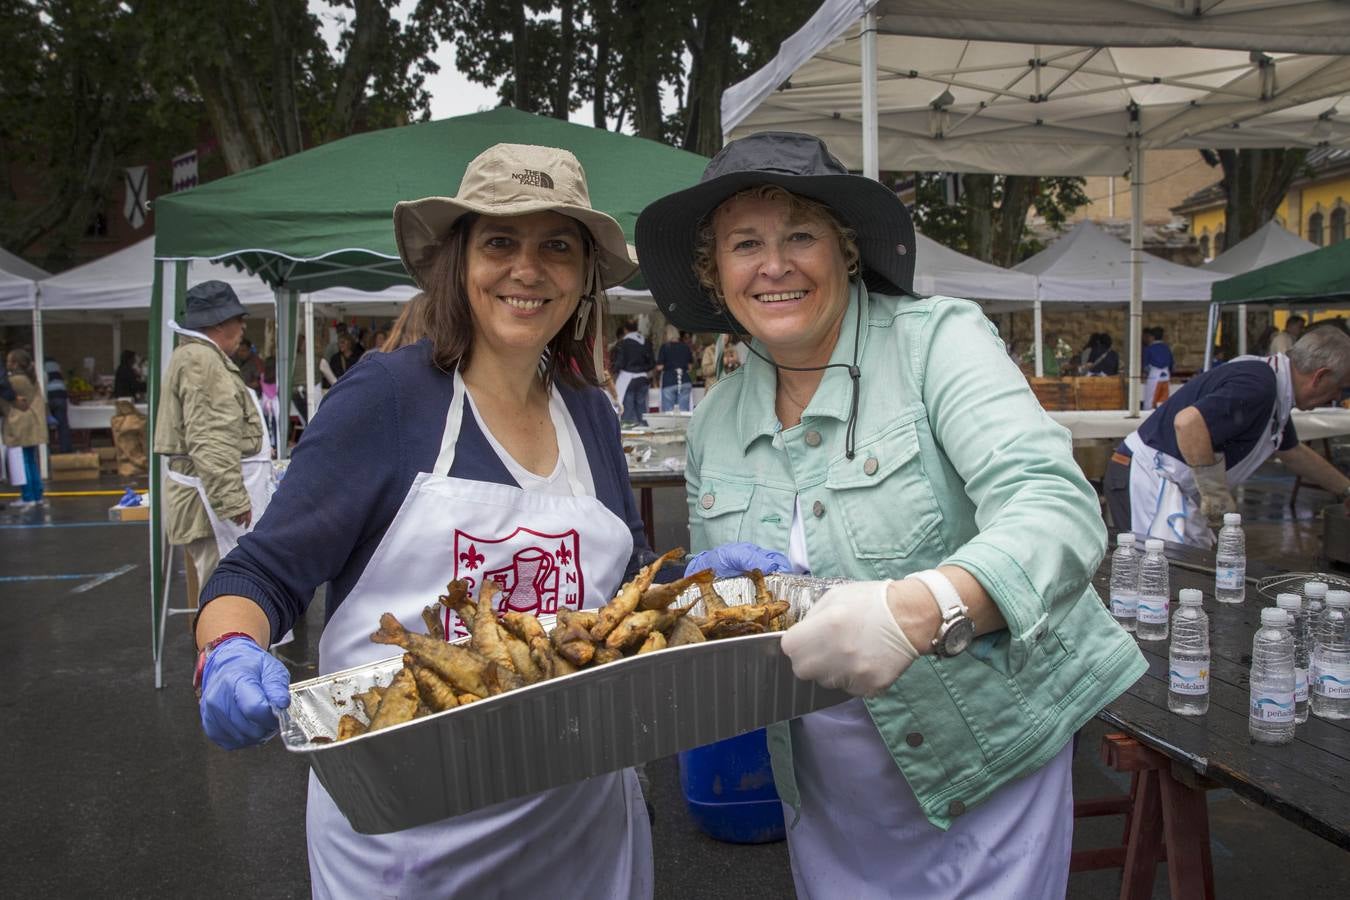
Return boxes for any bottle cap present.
[1144,538,1164,553]
[1327,591,1350,609]
[1179,588,1203,606]
[1260,608,1289,626]
[1305,581,1329,598]
[1275,593,1302,611]
[1116,533,1135,546]
[1223,512,1241,525]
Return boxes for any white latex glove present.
[780,580,919,697]
[1191,454,1235,530]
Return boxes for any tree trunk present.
[990,175,1039,267]
[331,0,387,139]
[267,0,303,154]
[962,175,994,262]
[1219,148,1308,243]
[681,2,735,155]
[510,0,531,111]
[624,0,665,140]
[553,0,574,119]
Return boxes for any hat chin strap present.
[717,279,864,460]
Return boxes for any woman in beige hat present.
[191,144,654,897]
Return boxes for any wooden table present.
[1076,544,1350,897]
[627,468,686,548]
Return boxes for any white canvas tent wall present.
[913,231,1038,302]
[722,0,1350,410]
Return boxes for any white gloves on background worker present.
[1191,454,1235,530]
[780,580,919,696]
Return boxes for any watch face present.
[941,618,977,656]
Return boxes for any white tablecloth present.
[1049,408,1350,443]
[67,402,148,430]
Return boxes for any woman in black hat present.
[638,132,1145,898]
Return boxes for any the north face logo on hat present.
[511,169,555,189]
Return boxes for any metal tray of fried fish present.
[278,573,850,834]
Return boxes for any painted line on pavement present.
[0,520,143,530]
[71,564,138,594]
[0,572,113,583]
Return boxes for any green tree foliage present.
[427,0,816,154]
[908,172,1090,266]
[0,0,436,268]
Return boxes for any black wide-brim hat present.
[181,280,248,329]
[636,132,916,334]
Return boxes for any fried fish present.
[337,714,368,741]
[371,613,496,698]
[368,666,420,732]
[638,567,714,611]
[591,547,684,640]
[637,631,667,654]
[407,655,459,712]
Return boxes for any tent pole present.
[1127,133,1144,417]
[31,286,49,479]
[274,288,295,460]
[112,317,123,373]
[1033,300,1044,377]
[304,296,317,423]
[861,10,879,180]
[1204,302,1218,371]
[1238,303,1248,355]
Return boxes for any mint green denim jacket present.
[685,285,1146,831]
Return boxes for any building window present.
[1215,229,1226,254]
[1198,234,1210,259]
[1331,208,1346,245]
[1309,211,1324,245]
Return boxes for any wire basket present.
[1254,572,1350,603]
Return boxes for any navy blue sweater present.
[202,340,654,643]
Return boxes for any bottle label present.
[1250,689,1295,724]
[1295,667,1308,703]
[1215,566,1244,591]
[1169,658,1209,696]
[1137,594,1169,625]
[1110,591,1138,617]
[1313,659,1350,699]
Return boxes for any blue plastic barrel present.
[677,728,786,844]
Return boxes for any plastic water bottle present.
[1311,591,1350,720]
[1214,513,1246,604]
[1168,588,1209,716]
[1136,539,1170,642]
[1274,593,1309,723]
[1249,608,1296,745]
[1108,533,1139,632]
[1303,581,1328,629]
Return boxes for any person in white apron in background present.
[1105,327,1350,548]
[1141,326,1174,411]
[152,282,268,588]
[639,132,1146,898]
[189,144,656,898]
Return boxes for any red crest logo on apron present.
[449,526,584,633]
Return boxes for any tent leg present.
[112,318,123,372]
[1238,303,1248,355]
[274,288,295,460]
[32,290,49,479]
[1034,300,1044,377]
[1127,135,1144,418]
[860,11,879,181]
[1203,303,1218,371]
[304,297,317,423]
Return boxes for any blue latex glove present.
[200,637,291,750]
[685,542,790,579]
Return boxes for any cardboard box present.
[108,503,149,522]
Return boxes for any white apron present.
[1126,353,1293,548]
[306,371,652,900]
[782,503,1074,899]
[164,323,274,560]
[1143,365,1171,411]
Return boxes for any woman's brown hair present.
[421,214,602,390]
[381,292,429,352]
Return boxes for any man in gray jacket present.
[153,282,265,587]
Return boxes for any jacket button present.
[804,430,821,447]
[947,800,966,817]
[905,732,924,747]
[863,457,879,476]
[812,500,825,518]
[700,494,715,510]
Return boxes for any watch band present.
[906,568,968,620]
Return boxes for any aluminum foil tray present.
[279,573,850,834]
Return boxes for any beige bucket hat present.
[394,143,638,291]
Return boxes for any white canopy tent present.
[913,231,1038,302]
[722,0,1350,410]
[0,266,38,313]
[1202,220,1318,276]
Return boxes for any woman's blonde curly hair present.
[690,184,861,306]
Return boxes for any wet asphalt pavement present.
[2,472,1346,898]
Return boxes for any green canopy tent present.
[1203,241,1350,368]
[147,107,711,686]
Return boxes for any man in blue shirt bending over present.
[1105,327,1350,548]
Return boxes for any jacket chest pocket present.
[692,478,755,549]
[824,421,943,560]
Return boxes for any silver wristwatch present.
[907,569,976,658]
